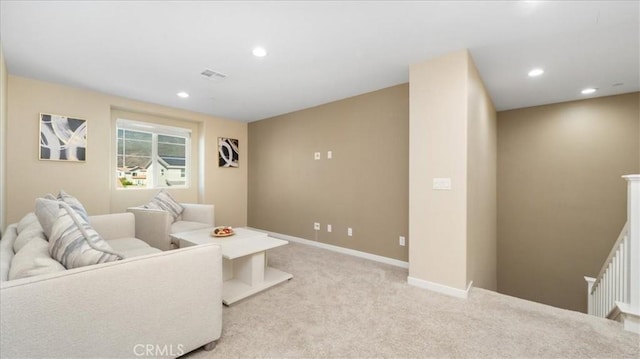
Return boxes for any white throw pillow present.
[13,222,46,254]
[13,213,46,254]
[35,196,60,239]
[17,212,39,233]
[8,237,66,280]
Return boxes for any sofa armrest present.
[89,213,135,241]
[126,207,173,251]
[0,244,222,358]
[181,203,215,226]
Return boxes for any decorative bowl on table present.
[211,226,234,237]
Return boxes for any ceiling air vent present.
[201,69,227,80]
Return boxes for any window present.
[116,119,191,189]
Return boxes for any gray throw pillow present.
[144,189,184,222]
[57,190,89,222]
[35,198,122,269]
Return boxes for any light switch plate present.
[314,152,321,160]
[433,177,452,190]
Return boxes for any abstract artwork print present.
[218,137,239,167]
[39,113,87,162]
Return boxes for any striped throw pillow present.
[57,190,89,222]
[144,189,184,222]
[35,198,122,269]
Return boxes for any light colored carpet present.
[185,241,639,358]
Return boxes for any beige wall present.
[5,75,247,227]
[466,56,498,291]
[409,51,469,289]
[497,93,640,312]
[409,49,497,291]
[0,44,7,232]
[248,84,409,261]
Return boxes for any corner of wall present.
[409,49,497,293]
[0,42,8,233]
[465,51,498,291]
[408,50,470,291]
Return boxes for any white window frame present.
[116,118,191,189]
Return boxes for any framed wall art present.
[218,137,239,167]
[39,113,87,162]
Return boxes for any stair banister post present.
[584,276,595,315]
[623,175,639,307]
[622,174,640,332]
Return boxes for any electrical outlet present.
[327,224,332,232]
[399,236,406,246]
[314,222,320,231]
[348,227,353,236]
[327,151,332,159]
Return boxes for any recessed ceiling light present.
[177,91,189,98]
[581,88,597,95]
[528,68,544,77]
[252,47,267,57]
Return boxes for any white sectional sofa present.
[128,203,215,251]
[0,211,222,358]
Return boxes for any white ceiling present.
[1,1,638,122]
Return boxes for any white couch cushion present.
[119,246,163,258]
[106,238,150,251]
[171,221,212,234]
[107,238,162,258]
[35,198,122,269]
[8,237,66,280]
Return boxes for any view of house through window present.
[116,119,190,189]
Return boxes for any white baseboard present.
[407,276,473,299]
[247,227,409,269]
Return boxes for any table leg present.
[234,251,266,286]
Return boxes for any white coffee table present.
[171,227,293,305]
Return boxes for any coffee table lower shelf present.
[223,267,292,305]
[171,227,293,306]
